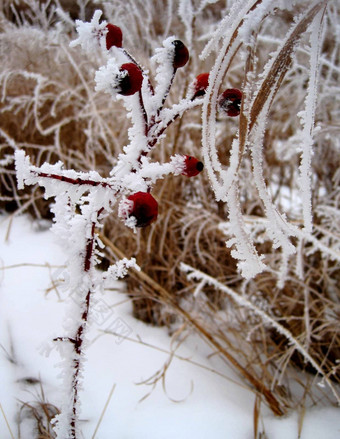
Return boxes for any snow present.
[1,214,340,438]
[95,59,125,98]
[69,10,108,54]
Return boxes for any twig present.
[91,383,116,439]
[0,403,15,439]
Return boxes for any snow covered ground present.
[0,214,339,438]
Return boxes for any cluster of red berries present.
[104,23,240,227]
[193,72,243,117]
[124,156,203,227]
[105,25,190,97]
[104,24,204,227]
[105,23,242,113]
[104,24,144,96]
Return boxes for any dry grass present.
[17,398,59,439]
[1,0,340,422]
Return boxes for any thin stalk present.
[68,210,103,438]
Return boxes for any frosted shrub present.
[14,8,206,438]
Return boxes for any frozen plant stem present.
[69,290,91,438]
[52,209,102,438]
[69,217,98,437]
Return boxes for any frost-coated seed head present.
[117,63,143,96]
[182,155,204,177]
[172,40,189,69]
[219,88,243,117]
[106,23,123,49]
[127,192,158,227]
[193,73,209,97]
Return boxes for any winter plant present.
[13,9,210,438]
[1,0,339,435]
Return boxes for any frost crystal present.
[95,59,125,98]
[118,197,134,220]
[103,258,140,283]
[69,9,107,53]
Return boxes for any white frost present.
[69,9,107,54]
[95,58,125,98]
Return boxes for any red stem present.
[68,208,103,438]
[157,67,177,118]
[36,172,113,188]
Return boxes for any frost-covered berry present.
[172,40,189,69]
[219,88,242,117]
[106,23,123,49]
[181,155,204,177]
[117,63,143,96]
[193,73,209,98]
[126,192,158,227]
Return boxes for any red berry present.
[219,88,242,117]
[106,23,123,49]
[172,40,189,69]
[181,155,204,177]
[117,63,143,96]
[127,192,158,227]
[193,73,209,97]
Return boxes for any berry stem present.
[156,67,177,118]
[122,48,154,94]
[33,171,114,189]
[138,90,148,136]
[148,98,202,149]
